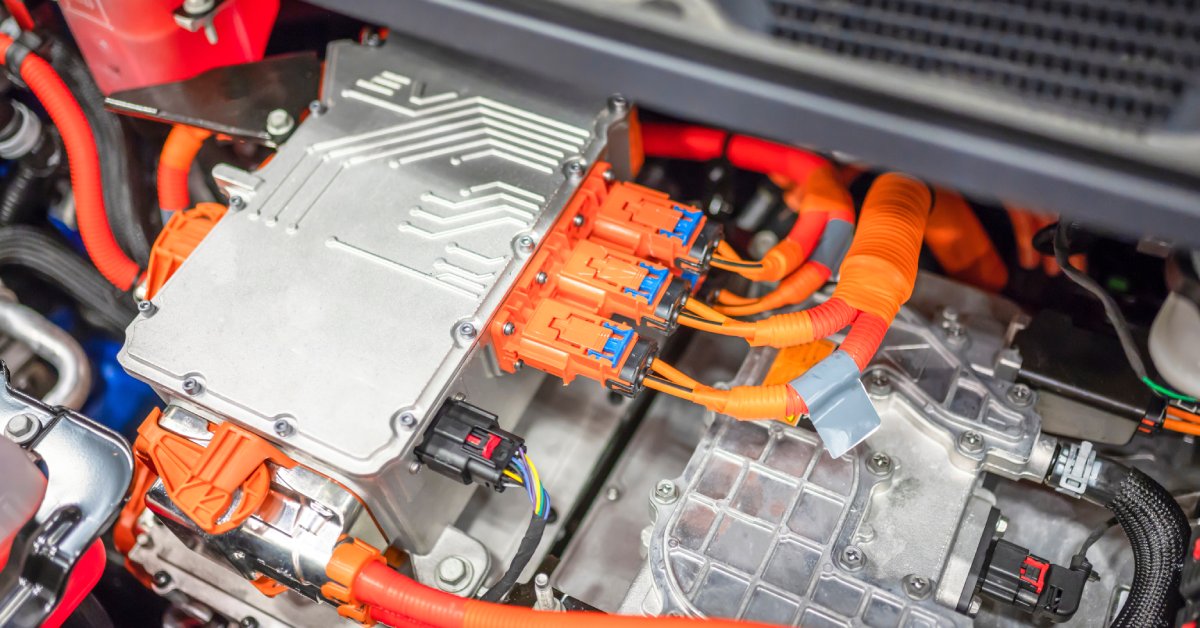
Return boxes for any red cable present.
[838,312,890,371]
[42,540,106,628]
[0,35,140,290]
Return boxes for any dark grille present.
[757,0,1200,130]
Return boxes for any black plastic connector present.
[977,540,1091,623]
[415,400,523,491]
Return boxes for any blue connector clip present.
[624,263,668,303]
[658,206,702,244]
[588,322,634,367]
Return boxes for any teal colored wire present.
[1143,377,1197,403]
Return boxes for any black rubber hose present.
[0,225,134,333]
[1096,462,1189,627]
[46,37,158,267]
[0,131,59,225]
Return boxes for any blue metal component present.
[658,205,702,244]
[789,351,880,458]
[587,322,634,367]
[623,263,668,303]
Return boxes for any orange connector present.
[566,163,720,282]
[555,239,687,333]
[492,299,655,396]
[143,202,227,299]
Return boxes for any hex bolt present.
[607,94,630,114]
[535,272,548,285]
[457,322,478,339]
[5,413,37,443]
[137,300,157,317]
[572,214,585,227]
[398,412,418,429]
[959,430,984,454]
[902,574,932,600]
[181,377,202,395]
[602,169,615,182]
[534,573,561,611]
[1007,383,1034,407]
[265,108,295,137]
[867,452,892,476]
[152,571,173,589]
[228,195,247,210]
[273,419,294,438]
[308,100,327,116]
[436,556,470,592]
[865,370,892,396]
[563,160,586,179]
[502,322,515,336]
[515,234,536,255]
[653,479,678,504]
[840,545,865,571]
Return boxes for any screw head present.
[152,571,172,589]
[308,100,327,116]
[265,108,295,136]
[1007,384,1034,407]
[502,322,515,336]
[181,377,202,395]
[572,215,585,227]
[457,322,478,339]
[5,414,37,443]
[653,479,678,504]
[240,618,260,628]
[605,486,621,501]
[867,452,892,476]
[840,545,865,570]
[398,412,417,429]
[436,556,470,591]
[535,272,548,285]
[902,574,932,600]
[865,370,892,396]
[959,430,984,454]
[602,169,615,183]
[408,461,422,474]
[563,160,586,179]
[514,234,536,255]
[364,31,383,47]
[607,94,630,114]
[273,419,294,438]
[137,300,157,316]
[228,195,247,210]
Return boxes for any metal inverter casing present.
[119,37,624,550]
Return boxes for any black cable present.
[1077,516,1120,559]
[1053,223,1150,382]
[0,225,135,333]
[478,511,547,603]
[0,129,60,226]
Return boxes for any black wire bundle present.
[478,512,548,603]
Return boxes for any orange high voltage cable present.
[157,125,212,212]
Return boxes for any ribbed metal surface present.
[762,0,1200,129]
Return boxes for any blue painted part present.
[681,270,701,290]
[47,216,86,255]
[82,338,159,437]
[657,205,702,244]
[623,263,668,303]
[587,322,633,367]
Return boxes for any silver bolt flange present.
[436,556,471,592]
[5,413,38,444]
[902,574,933,600]
[397,412,417,429]
[867,452,893,476]
[840,545,865,571]
[137,300,157,316]
[457,322,478,339]
[1006,383,1034,407]
[653,479,678,505]
[181,377,202,395]
[959,430,984,454]
[265,109,295,137]
[273,419,294,438]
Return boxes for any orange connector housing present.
[143,202,227,299]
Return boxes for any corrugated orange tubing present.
[0,34,139,290]
[0,34,140,290]
[157,125,212,212]
[355,561,779,628]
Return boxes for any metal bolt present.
[572,215,585,227]
[959,430,984,454]
[308,100,327,116]
[840,545,865,571]
[240,618,260,628]
[502,322,515,336]
[513,360,524,371]
[515,234,536,255]
[364,32,383,47]
[228,195,247,210]
[265,108,295,137]
[606,486,621,501]
[408,461,422,474]
[653,479,678,504]
[436,556,470,591]
[181,377,202,395]
[5,414,37,443]
[137,300,157,316]
[535,272,548,285]
[967,595,983,615]
[867,452,892,476]
[902,574,932,600]
[1007,383,1034,407]
[607,94,630,114]
[940,307,960,324]
[563,160,586,179]
[398,412,417,429]
[865,371,891,396]
[457,322,478,339]
[994,516,1009,537]
[152,571,173,589]
[602,169,615,183]
[273,419,294,438]
[534,573,560,611]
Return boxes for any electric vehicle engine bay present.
[1,3,1200,628]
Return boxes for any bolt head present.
[867,452,892,475]
[502,322,515,336]
[181,377,202,395]
[959,430,984,454]
[408,461,422,474]
[229,195,247,210]
[240,618,260,628]
[273,419,294,438]
[865,370,892,396]
[152,571,172,589]
[572,214,585,227]
[308,100,327,116]
[1007,384,1034,407]
[398,412,417,429]
[535,272,548,285]
[654,479,678,503]
[265,108,295,136]
[902,574,932,599]
[436,556,470,590]
[840,545,865,570]
[967,595,982,615]
[5,414,37,442]
[607,94,629,114]
[457,322,478,339]
[605,486,621,501]
[137,300,156,316]
[515,234,536,255]
[563,160,586,178]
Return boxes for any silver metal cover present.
[120,40,609,481]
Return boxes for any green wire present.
[1142,377,1197,403]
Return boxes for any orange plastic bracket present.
[144,202,227,299]
[135,409,295,535]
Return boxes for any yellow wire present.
[526,454,545,515]
[503,469,524,484]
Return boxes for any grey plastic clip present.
[789,351,880,458]
[1050,440,1098,498]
